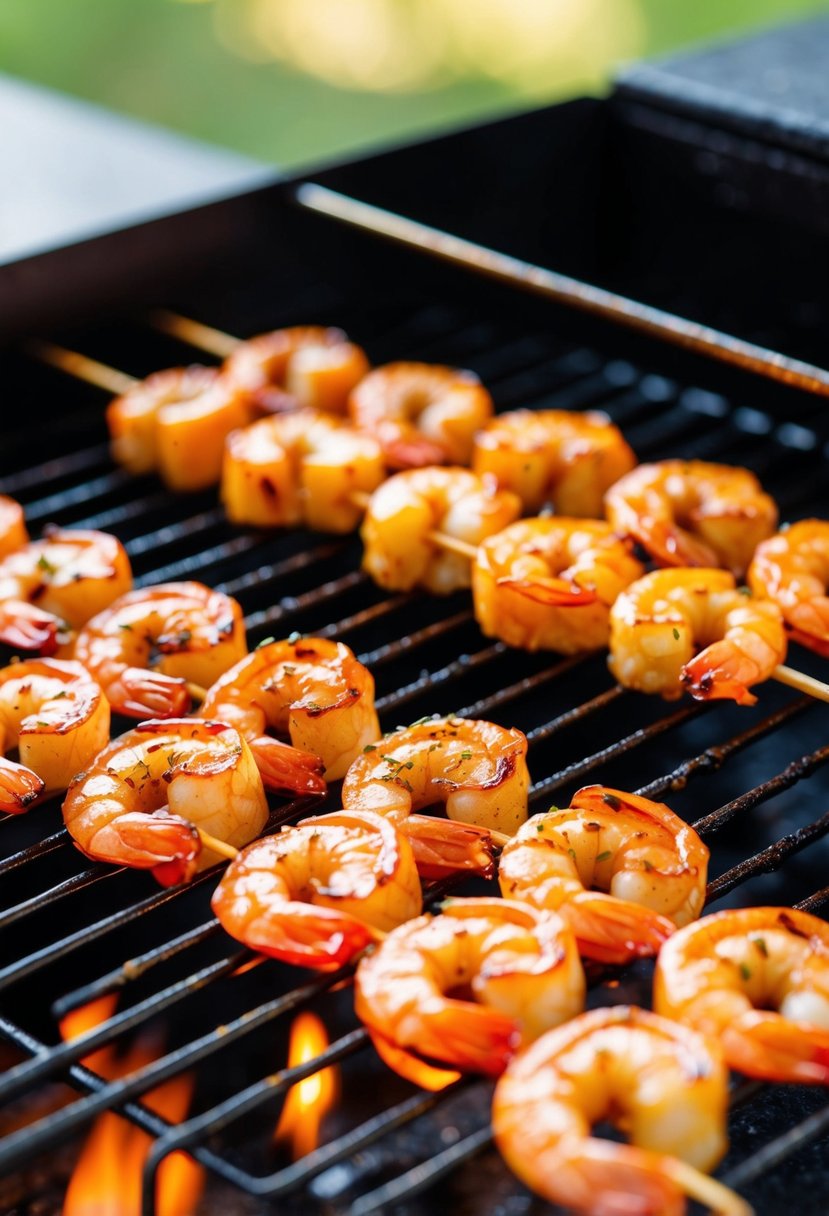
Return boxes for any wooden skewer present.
[197,827,239,862]
[28,336,829,707]
[666,1159,753,1216]
[186,680,207,704]
[150,309,240,359]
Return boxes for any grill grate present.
[0,190,828,1216]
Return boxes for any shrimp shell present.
[748,519,829,656]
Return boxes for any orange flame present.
[274,1011,338,1160]
[60,999,204,1216]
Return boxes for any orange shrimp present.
[609,568,786,705]
[493,1006,748,1216]
[200,635,377,789]
[107,365,252,491]
[655,906,829,1085]
[473,408,636,516]
[499,786,707,964]
[0,658,109,805]
[473,517,644,653]
[222,325,370,415]
[221,410,384,532]
[62,718,268,886]
[211,810,422,968]
[354,897,585,1078]
[74,582,247,718]
[361,467,520,595]
[342,715,530,835]
[0,528,132,655]
[605,460,777,576]
[349,363,493,469]
[0,496,27,559]
[748,519,829,656]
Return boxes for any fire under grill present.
[2,90,829,1213]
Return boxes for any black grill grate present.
[0,189,828,1216]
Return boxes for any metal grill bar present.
[348,1125,494,1216]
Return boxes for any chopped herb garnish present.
[408,715,433,729]
[53,690,68,699]
[363,743,377,753]
[568,847,577,860]
[596,850,612,863]
[753,936,769,958]
[460,750,472,760]
[739,963,752,981]
[738,586,752,597]
[535,822,545,832]
[287,631,302,644]
[36,720,49,727]
[672,627,680,640]
[283,665,296,676]
[118,622,133,632]
[256,636,276,649]
[36,554,56,576]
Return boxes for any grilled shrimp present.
[655,907,829,1085]
[609,568,786,705]
[748,519,829,656]
[74,582,247,718]
[0,496,27,559]
[361,467,520,594]
[107,365,252,491]
[604,459,777,576]
[493,1006,748,1216]
[473,408,636,516]
[499,786,707,964]
[349,362,493,469]
[473,517,644,653]
[0,528,132,655]
[200,636,379,787]
[62,718,268,886]
[223,325,370,415]
[355,897,585,1080]
[342,716,530,835]
[221,410,384,532]
[0,658,109,807]
[211,810,422,968]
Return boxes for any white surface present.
[0,74,273,264]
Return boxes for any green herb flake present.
[36,554,56,576]
[36,720,49,728]
[282,664,296,676]
[53,690,68,700]
[568,847,577,861]
[256,636,276,650]
[460,750,472,760]
[672,627,680,640]
[596,851,612,863]
[738,586,752,597]
[118,622,133,632]
[535,823,545,833]
[287,631,302,645]
[363,743,377,753]
[753,936,769,958]
[408,715,433,729]
[739,963,752,981]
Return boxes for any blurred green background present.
[1,0,825,167]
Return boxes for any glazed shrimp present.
[342,716,530,835]
[0,658,109,805]
[62,718,268,886]
[609,568,786,705]
[200,635,377,788]
[222,325,370,416]
[211,810,422,968]
[107,365,252,491]
[0,528,132,654]
[349,362,493,468]
[493,1006,749,1216]
[361,467,520,595]
[655,906,829,1085]
[74,582,247,718]
[355,897,585,1079]
[221,410,384,532]
[473,408,636,516]
[499,786,707,964]
[748,519,829,656]
[605,459,777,576]
[473,517,644,653]
[0,496,27,559]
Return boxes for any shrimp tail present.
[108,667,192,718]
[79,809,201,877]
[527,1140,689,1216]
[384,434,449,469]
[681,643,759,706]
[0,756,45,812]
[240,902,377,969]
[496,576,599,606]
[366,1028,461,1091]
[723,1011,829,1085]
[402,814,496,879]
[564,892,675,965]
[0,602,60,655]
[641,518,720,569]
[408,1002,520,1077]
[249,735,327,796]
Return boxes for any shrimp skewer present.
[211,810,422,968]
[473,407,636,516]
[0,658,110,801]
[655,907,829,1085]
[499,786,707,964]
[62,718,268,886]
[473,517,644,653]
[605,459,777,577]
[748,519,829,656]
[200,635,378,789]
[493,1006,750,1216]
[0,528,132,655]
[355,897,585,1081]
[74,581,247,720]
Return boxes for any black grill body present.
[1,26,829,1215]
